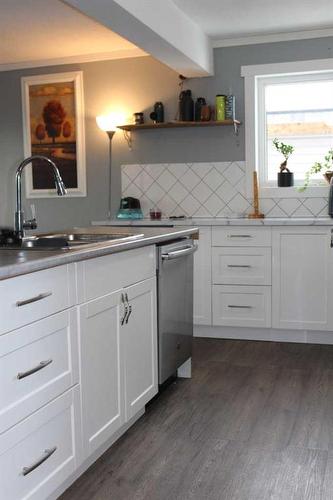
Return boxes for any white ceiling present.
[173,0,333,43]
[2,0,333,74]
[0,0,145,69]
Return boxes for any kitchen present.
[1,1,333,499]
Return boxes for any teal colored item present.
[116,209,143,219]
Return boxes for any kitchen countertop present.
[0,226,198,281]
[93,217,333,226]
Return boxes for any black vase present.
[277,172,294,187]
[179,90,194,121]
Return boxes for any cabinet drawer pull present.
[125,303,132,324]
[17,359,53,380]
[121,293,128,326]
[16,291,52,307]
[228,235,253,238]
[124,293,132,324]
[228,305,253,309]
[227,264,252,268]
[22,446,57,476]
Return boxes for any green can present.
[215,94,226,121]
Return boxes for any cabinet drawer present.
[212,247,271,285]
[212,285,271,328]
[77,245,156,302]
[0,310,78,434]
[0,387,81,500]
[0,264,76,335]
[212,227,271,247]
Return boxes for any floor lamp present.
[96,115,117,219]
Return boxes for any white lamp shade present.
[96,113,125,132]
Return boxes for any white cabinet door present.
[0,309,78,434]
[272,227,333,330]
[123,277,158,421]
[212,285,271,328]
[0,387,81,500]
[212,247,271,285]
[79,291,124,457]
[194,227,212,325]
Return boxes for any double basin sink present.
[2,232,144,251]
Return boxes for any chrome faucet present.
[15,155,67,238]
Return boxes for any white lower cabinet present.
[79,290,124,457]
[272,227,333,331]
[212,247,271,286]
[123,277,158,420]
[80,276,158,459]
[0,245,159,500]
[193,227,212,325]
[212,285,271,328]
[0,387,81,500]
[0,309,78,435]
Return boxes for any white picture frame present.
[21,71,86,198]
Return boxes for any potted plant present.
[273,138,295,187]
[299,148,333,192]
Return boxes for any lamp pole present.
[106,130,115,219]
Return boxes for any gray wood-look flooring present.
[60,338,333,500]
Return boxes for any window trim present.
[242,58,333,199]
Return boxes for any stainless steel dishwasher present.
[157,239,197,384]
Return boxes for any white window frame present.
[242,58,333,198]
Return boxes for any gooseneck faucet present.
[15,155,67,238]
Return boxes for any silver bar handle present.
[121,293,128,326]
[22,446,57,476]
[125,293,132,324]
[228,234,253,238]
[228,305,253,309]
[17,359,53,380]
[161,245,197,260]
[16,291,52,307]
[227,264,252,268]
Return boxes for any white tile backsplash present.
[121,162,329,218]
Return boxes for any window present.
[242,59,333,198]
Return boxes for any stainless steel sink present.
[0,232,144,250]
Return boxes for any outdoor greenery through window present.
[265,78,333,186]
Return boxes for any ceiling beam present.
[62,0,213,77]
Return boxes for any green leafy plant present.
[299,148,333,192]
[273,138,294,172]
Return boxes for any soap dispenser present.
[329,177,333,217]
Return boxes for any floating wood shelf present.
[117,119,241,131]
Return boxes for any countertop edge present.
[0,226,198,281]
[92,218,333,227]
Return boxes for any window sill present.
[256,185,329,199]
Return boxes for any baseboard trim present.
[194,325,333,345]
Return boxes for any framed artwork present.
[21,71,86,198]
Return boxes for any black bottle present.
[195,97,206,121]
[154,102,164,123]
[179,90,194,121]
[329,177,333,217]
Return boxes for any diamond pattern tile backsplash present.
[121,162,329,218]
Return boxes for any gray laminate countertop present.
[93,217,333,227]
[0,226,198,281]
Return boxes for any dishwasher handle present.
[161,244,198,260]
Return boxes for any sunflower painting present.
[21,72,86,198]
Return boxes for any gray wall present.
[1,36,333,230]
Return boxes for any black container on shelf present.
[277,172,294,187]
[179,90,194,121]
[195,97,206,121]
[154,102,164,123]
[150,102,164,123]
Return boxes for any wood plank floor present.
[60,338,333,500]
